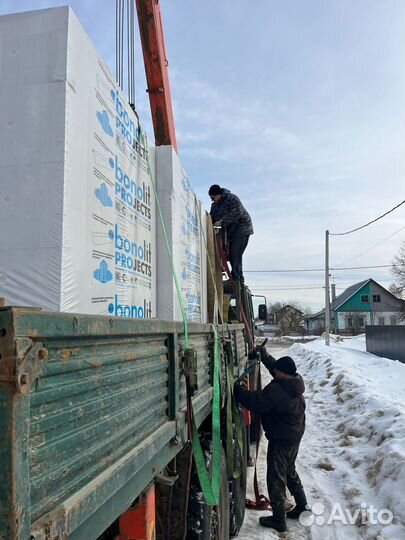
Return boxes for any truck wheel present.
[187,435,230,540]
[229,408,247,537]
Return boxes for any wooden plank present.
[223,294,231,323]
[206,215,223,323]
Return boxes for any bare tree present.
[390,242,405,320]
[267,301,283,313]
[267,300,309,335]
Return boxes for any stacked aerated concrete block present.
[0,7,207,322]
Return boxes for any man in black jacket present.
[208,184,253,282]
[234,349,309,532]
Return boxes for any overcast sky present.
[2,0,404,311]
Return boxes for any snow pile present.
[238,339,405,540]
[290,338,405,540]
[265,335,319,343]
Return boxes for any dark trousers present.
[229,234,249,282]
[267,443,304,514]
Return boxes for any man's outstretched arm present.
[257,346,276,374]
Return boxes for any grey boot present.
[287,488,310,519]
[259,504,287,532]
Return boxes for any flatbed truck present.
[0,3,266,538]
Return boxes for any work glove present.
[239,377,249,389]
[255,343,268,358]
[233,380,243,402]
[213,220,222,234]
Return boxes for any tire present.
[187,434,230,540]
[229,408,247,537]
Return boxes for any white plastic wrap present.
[0,7,156,318]
[155,146,208,323]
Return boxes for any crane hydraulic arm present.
[135,0,178,151]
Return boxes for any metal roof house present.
[306,279,405,335]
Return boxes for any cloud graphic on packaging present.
[96,110,114,137]
[95,183,113,207]
[94,260,113,284]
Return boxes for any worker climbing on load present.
[234,346,310,532]
[208,184,253,283]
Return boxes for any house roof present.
[332,279,371,310]
[306,278,371,320]
[307,278,405,320]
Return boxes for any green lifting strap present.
[141,130,221,506]
[191,323,221,505]
[226,357,244,479]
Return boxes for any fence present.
[365,325,405,363]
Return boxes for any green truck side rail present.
[0,307,248,540]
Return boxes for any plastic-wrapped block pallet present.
[0,7,156,318]
[155,146,208,323]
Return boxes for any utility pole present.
[325,230,330,345]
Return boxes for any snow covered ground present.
[238,337,405,540]
[265,336,319,344]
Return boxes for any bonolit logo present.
[299,502,394,527]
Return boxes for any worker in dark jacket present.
[208,185,253,282]
[234,349,309,532]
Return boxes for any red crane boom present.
[135,0,178,152]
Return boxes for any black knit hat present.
[274,356,297,376]
[208,184,222,196]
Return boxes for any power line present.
[330,199,405,236]
[252,284,347,290]
[246,269,326,273]
[335,225,405,267]
[251,282,389,291]
[332,264,391,270]
[252,283,325,288]
[252,285,325,291]
[245,264,391,273]
[251,275,395,291]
